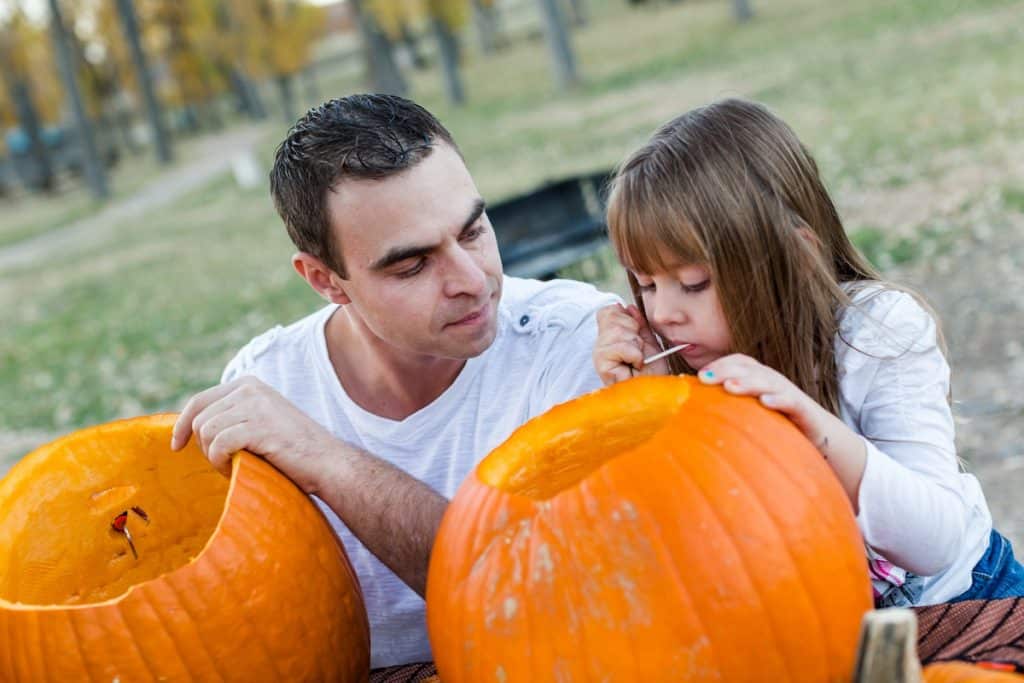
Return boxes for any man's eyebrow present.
[370,243,436,271]
[370,199,487,272]
[461,199,486,233]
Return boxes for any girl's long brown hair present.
[606,98,883,416]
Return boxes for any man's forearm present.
[308,444,449,597]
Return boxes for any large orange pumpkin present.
[427,376,872,681]
[0,414,369,682]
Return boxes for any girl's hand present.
[593,303,669,385]
[697,354,831,448]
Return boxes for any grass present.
[2,0,1023,459]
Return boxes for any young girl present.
[593,98,1024,607]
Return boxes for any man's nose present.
[443,246,488,298]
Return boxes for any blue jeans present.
[950,529,1024,602]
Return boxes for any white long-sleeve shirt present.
[837,284,992,605]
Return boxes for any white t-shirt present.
[837,284,992,605]
[221,276,619,668]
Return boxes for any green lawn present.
[2,0,1022,461]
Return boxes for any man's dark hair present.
[270,94,457,277]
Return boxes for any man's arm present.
[170,376,447,597]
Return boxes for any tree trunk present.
[565,0,587,27]
[400,22,428,70]
[536,0,580,89]
[303,64,320,106]
[350,0,407,95]
[431,19,465,105]
[48,0,108,199]
[114,0,173,164]
[732,0,754,22]
[276,72,297,124]
[472,0,502,54]
[4,77,56,192]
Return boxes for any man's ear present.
[292,252,351,305]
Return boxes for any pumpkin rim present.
[0,413,243,612]
[475,375,695,500]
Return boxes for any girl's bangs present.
[607,172,707,275]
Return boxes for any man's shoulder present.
[499,276,620,335]
[221,304,335,383]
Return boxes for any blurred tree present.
[564,0,586,27]
[426,0,468,104]
[471,0,503,55]
[367,0,469,105]
[0,9,56,191]
[47,0,109,198]
[353,0,408,95]
[224,0,326,124]
[209,0,267,119]
[536,0,579,89]
[113,0,173,162]
[733,0,753,22]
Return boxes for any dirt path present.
[0,124,269,272]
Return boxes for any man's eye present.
[396,260,426,278]
[462,225,484,241]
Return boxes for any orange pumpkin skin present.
[0,415,369,682]
[924,662,1024,682]
[427,376,872,682]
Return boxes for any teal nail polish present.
[702,370,714,379]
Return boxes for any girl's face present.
[633,262,733,370]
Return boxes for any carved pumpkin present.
[427,376,872,681]
[0,415,369,682]
[924,662,1024,682]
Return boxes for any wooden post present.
[853,608,924,683]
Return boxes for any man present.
[171,94,617,669]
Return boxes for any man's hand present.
[171,376,333,493]
[593,303,669,385]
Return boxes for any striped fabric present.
[916,598,1024,672]
[368,663,438,682]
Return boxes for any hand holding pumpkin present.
[171,376,334,494]
[593,303,669,385]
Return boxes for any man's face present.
[325,143,503,360]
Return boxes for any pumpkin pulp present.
[477,378,692,500]
[0,416,229,606]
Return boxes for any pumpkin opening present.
[477,377,692,500]
[0,417,230,607]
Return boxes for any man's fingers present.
[207,424,252,477]
[196,405,251,458]
[171,381,239,450]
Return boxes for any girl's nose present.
[650,289,687,328]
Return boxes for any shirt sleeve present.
[526,283,621,414]
[847,292,971,576]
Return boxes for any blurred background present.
[0,0,1021,540]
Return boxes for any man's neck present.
[324,306,466,421]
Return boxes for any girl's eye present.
[396,259,427,278]
[682,279,710,294]
[636,281,655,293]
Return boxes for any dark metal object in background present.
[488,169,612,280]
